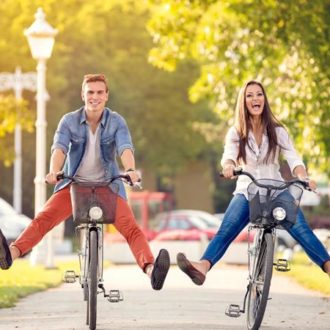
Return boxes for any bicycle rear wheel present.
[247,232,274,330]
[87,230,98,330]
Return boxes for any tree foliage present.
[147,0,330,175]
[0,95,34,165]
[0,0,215,214]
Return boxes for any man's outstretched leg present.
[115,196,170,290]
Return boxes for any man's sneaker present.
[151,249,170,290]
[0,229,12,270]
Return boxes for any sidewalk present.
[0,263,329,330]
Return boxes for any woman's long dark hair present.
[234,80,284,164]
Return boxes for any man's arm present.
[120,149,140,184]
[45,148,66,184]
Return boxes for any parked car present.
[151,209,251,242]
[0,198,31,244]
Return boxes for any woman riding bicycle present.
[177,79,330,284]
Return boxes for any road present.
[0,263,329,330]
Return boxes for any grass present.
[277,252,330,295]
[0,258,80,308]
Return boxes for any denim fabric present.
[288,209,330,270]
[202,193,330,271]
[202,194,250,267]
[51,107,133,199]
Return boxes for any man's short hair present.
[82,73,109,92]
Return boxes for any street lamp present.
[0,67,37,213]
[24,7,57,267]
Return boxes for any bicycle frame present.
[76,224,104,301]
[62,174,130,330]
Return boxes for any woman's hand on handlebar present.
[306,178,317,192]
[222,164,236,179]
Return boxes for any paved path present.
[0,264,329,330]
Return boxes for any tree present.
[0,0,215,215]
[147,0,330,175]
[0,95,34,165]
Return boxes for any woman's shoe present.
[176,252,205,285]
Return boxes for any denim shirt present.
[51,107,134,200]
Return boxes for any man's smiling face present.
[82,81,109,114]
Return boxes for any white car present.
[0,198,31,243]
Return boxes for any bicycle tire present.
[247,232,274,330]
[88,230,98,330]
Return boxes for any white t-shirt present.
[75,125,105,182]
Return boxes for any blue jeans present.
[202,194,330,271]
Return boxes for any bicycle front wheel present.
[87,230,98,330]
[247,231,274,330]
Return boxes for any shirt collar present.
[79,107,110,127]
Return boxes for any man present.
[0,73,170,290]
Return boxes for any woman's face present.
[245,84,265,118]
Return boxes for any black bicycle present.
[60,173,139,330]
[221,168,310,330]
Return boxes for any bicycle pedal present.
[107,289,123,303]
[274,258,291,272]
[63,270,78,283]
[225,304,242,318]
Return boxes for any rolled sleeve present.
[115,115,134,156]
[220,126,239,167]
[277,127,305,173]
[51,116,71,154]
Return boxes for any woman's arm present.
[221,127,239,178]
[293,165,317,190]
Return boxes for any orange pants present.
[11,186,154,271]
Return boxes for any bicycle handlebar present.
[55,172,142,189]
[219,167,311,191]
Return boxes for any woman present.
[177,80,330,284]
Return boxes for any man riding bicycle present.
[0,73,170,291]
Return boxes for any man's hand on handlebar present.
[124,169,141,185]
[45,171,64,185]
[123,170,142,190]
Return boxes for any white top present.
[75,125,105,182]
[221,126,305,197]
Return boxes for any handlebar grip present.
[219,167,243,178]
[233,167,243,176]
[56,171,64,180]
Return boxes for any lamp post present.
[24,8,57,268]
[0,67,37,213]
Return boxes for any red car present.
[150,209,251,242]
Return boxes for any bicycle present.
[221,168,310,330]
[59,173,140,330]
